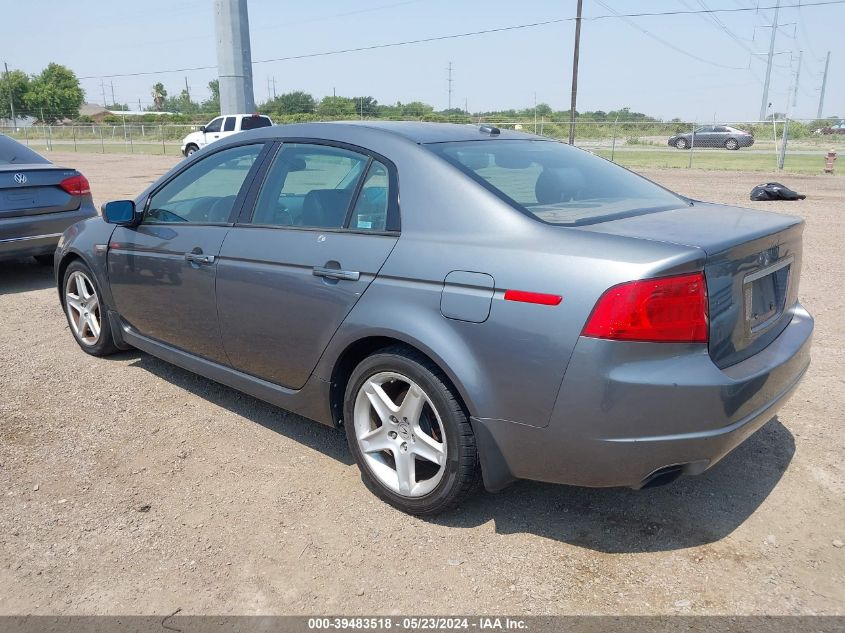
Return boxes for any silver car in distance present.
[55,122,813,515]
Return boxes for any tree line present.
[2,63,839,132]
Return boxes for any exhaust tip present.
[640,464,685,489]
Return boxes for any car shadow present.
[434,417,795,553]
[120,349,793,553]
[0,258,55,294]
[126,352,353,466]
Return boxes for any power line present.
[76,0,845,80]
[595,0,747,70]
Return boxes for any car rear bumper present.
[0,205,97,260]
[471,303,813,491]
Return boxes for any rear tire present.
[675,137,689,149]
[343,347,481,515]
[62,260,119,357]
[34,254,54,266]
[725,138,739,150]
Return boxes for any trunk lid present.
[575,201,804,368]
[0,165,82,219]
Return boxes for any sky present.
[2,0,843,122]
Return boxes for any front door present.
[201,117,224,148]
[216,142,400,388]
[108,142,265,363]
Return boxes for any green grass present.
[595,149,831,174]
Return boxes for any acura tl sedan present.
[1,135,96,263]
[54,122,812,515]
[668,125,754,150]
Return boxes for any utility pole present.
[568,0,583,145]
[779,52,801,170]
[447,61,453,111]
[110,81,116,106]
[184,76,191,102]
[792,50,802,109]
[272,76,276,99]
[100,79,107,108]
[817,51,830,118]
[214,0,256,114]
[759,0,780,121]
[534,91,538,134]
[3,62,16,129]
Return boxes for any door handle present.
[313,266,359,281]
[185,252,215,265]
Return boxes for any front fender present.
[55,217,117,308]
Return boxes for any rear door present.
[108,142,268,363]
[216,141,400,388]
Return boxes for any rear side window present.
[350,160,389,231]
[0,135,49,165]
[241,116,272,131]
[428,140,686,225]
[223,117,236,132]
[251,143,368,228]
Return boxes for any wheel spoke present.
[74,274,90,300]
[412,431,446,466]
[358,425,392,454]
[66,294,83,314]
[88,313,101,338]
[397,385,425,425]
[364,380,398,425]
[395,449,415,495]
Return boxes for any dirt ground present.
[1,153,843,616]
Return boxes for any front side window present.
[251,143,368,228]
[223,117,236,132]
[204,117,223,133]
[145,144,262,224]
[428,140,686,226]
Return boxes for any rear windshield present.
[428,139,687,225]
[0,134,50,165]
[241,116,272,131]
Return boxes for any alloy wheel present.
[65,271,101,346]
[353,371,448,497]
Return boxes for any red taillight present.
[582,272,708,343]
[58,174,90,196]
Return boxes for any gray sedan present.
[54,122,812,515]
[669,125,755,150]
[1,135,96,263]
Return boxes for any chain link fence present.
[1,119,841,174]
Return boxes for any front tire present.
[62,260,119,356]
[343,347,481,515]
[184,144,199,157]
[675,137,689,149]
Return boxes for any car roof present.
[262,121,545,144]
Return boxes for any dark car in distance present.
[669,125,754,150]
[0,135,96,264]
[54,122,812,515]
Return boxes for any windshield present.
[428,139,687,225]
[0,134,50,165]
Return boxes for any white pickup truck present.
[181,113,273,156]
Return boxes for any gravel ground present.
[0,153,843,615]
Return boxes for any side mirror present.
[102,200,138,226]
[199,125,206,133]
